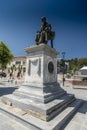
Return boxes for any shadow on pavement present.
[0,87,17,97]
[78,100,87,114]
[61,99,87,129]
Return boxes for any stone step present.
[48,99,82,130]
[2,93,75,121]
[46,94,75,121]
[14,83,63,96]
[0,99,82,130]
[13,89,66,103]
[46,94,75,114]
[2,93,74,114]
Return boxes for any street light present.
[62,52,66,86]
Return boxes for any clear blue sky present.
[0,0,87,59]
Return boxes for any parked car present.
[82,77,87,81]
[0,72,6,77]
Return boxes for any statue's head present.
[41,16,46,22]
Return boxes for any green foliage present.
[66,58,87,74]
[0,41,14,70]
[78,58,87,67]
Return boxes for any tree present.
[78,58,87,67]
[0,41,14,70]
[66,58,87,74]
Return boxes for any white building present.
[79,66,87,76]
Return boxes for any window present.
[15,61,21,65]
[23,61,25,65]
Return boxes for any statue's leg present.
[39,32,43,43]
[51,40,53,48]
[35,33,40,45]
[39,31,47,43]
[36,42,39,45]
[45,32,48,42]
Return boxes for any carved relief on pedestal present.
[28,58,41,76]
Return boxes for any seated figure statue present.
[35,17,55,48]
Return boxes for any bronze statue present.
[35,17,55,48]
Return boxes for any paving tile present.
[0,112,29,130]
[66,123,82,130]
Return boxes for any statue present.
[35,17,55,48]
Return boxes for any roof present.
[14,56,26,59]
[13,56,26,61]
[80,66,87,70]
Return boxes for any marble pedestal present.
[24,43,58,84]
[1,44,82,130]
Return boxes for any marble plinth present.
[1,44,82,129]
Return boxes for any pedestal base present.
[2,82,69,121]
[0,98,82,130]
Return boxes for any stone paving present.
[60,81,87,130]
[0,112,29,130]
[0,78,29,130]
[64,108,87,130]
[0,78,87,130]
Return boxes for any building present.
[6,56,26,77]
[79,66,87,76]
[74,66,87,80]
[77,66,87,79]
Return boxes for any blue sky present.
[0,0,87,59]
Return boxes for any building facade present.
[6,56,26,78]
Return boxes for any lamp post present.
[62,52,66,86]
